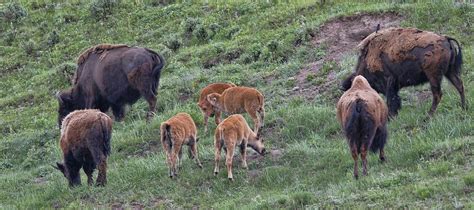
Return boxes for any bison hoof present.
[198,164,203,169]
[380,156,386,162]
[354,174,359,180]
[228,177,234,181]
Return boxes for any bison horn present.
[55,91,63,103]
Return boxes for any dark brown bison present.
[53,109,113,186]
[342,27,465,117]
[337,75,388,179]
[56,44,165,126]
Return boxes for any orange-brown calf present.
[213,114,266,181]
[161,113,202,178]
[207,86,265,136]
[337,76,388,179]
[197,83,236,133]
[54,109,113,187]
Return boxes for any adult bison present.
[341,27,465,117]
[56,44,165,126]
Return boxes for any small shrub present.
[193,24,209,42]
[46,31,60,48]
[0,2,28,23]
[226,26,240,39]
[147,0,176,7]
[89,0,121,20]
[21,39,37,56]
[56,62,77,85]
[181,18,199,36]
[291,192,313,206]
[165,35,182,51]
[464,174,474,186]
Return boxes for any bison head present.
[197,100,215,118]
[206,93,222,112]
[248,134,266,156]
[53,162,81,186]
[56,90,75,127]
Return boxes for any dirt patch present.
[33,176,48,185]
[247,149,283,162]
[294,12,403,100]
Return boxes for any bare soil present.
[294,12,403,100]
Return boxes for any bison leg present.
[203,114,209,133]
[246,109,260,136]
[445,72,466,110]
[170,142,182,177]
[386,78,401,117]
[190,139,203,168]
[214,139,223,175]
[83,161,95,186]
[351,144,359,180]
[111,105,125,121]
[225,142,236,181]
[214,111,222,126]
[428,79,443,116]
[96,157,108,186]
[143,93,157,122]
[361,145,368,176]
[239,143,248,169]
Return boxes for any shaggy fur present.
[207,86,265,136]
[57,44,165,127]
[197,83,236,133]
[213,114,266,181]
[54,109,113,186]
[342,27,465,116]
[161,113,202,178]
[337,76,388,179]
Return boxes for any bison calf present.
[342,27,465,117]
[54,109,112,186]
[213,114,266,181]
[161,113,202,178]
[337,76,388,179]
[207,86,265,136]
[197,83,236,133]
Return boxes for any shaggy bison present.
[161,113,202,178]
[207,86,265,136]
[342,27,465,116]
[56,44,165,127]
[337,76,388,179]
[54,109,113,186]
[213,114,266,181]
[197,83,236,133]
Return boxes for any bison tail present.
[161,123,172,153]
[370,124,387,153]
[447,36,463,75]
[344,99,374,154]
[100,116,112,157]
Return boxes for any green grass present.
[1,0,473,208]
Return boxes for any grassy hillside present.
[1,0,473,208]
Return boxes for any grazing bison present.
[213,114,266,181]
[56,44,165,127]
[54,109,113,186]
[207,86,265,136]
[197,83,236,133]
[337,76,388,179]
[161,113,202,178]
[342,27,465,117]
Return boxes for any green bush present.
[89,0,121,20]
[0,2,28,23]
[165,34,182,51]
[46,31,60,48]
[21,39,37,56]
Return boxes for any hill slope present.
[1,0,473,208]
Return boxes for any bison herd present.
[53,27,466,186]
